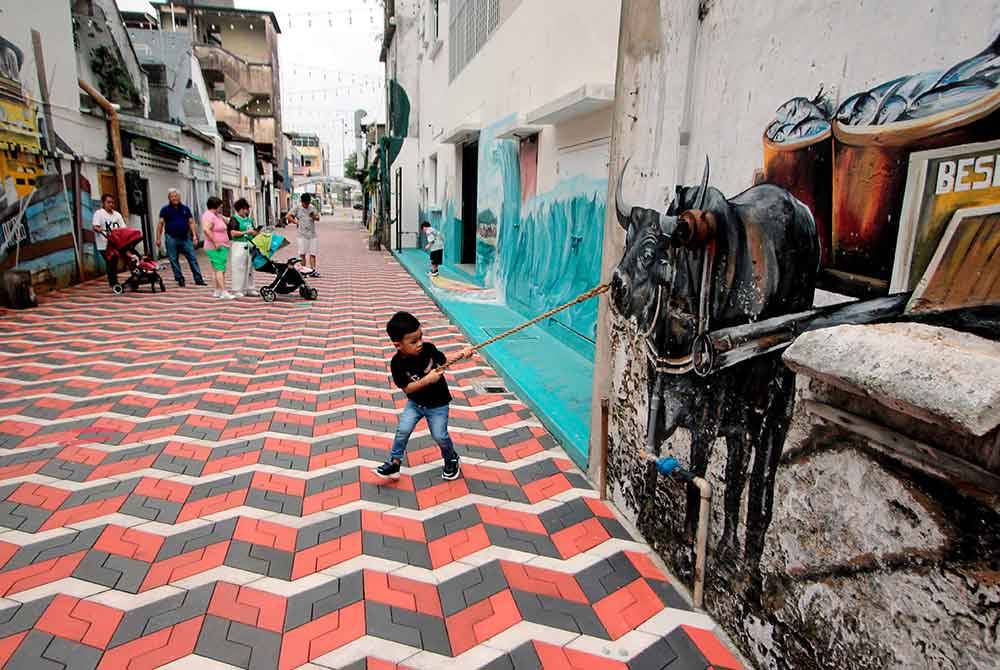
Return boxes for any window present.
[449,0,501,81]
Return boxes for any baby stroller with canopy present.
[249,229,318,302]
[101,227,165,294]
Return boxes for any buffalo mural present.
[609,159,819,567]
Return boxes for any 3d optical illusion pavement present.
[0,222,743,669]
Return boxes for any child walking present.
[377,311,473,481]
[420,221,444,277]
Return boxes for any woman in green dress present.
[229,198,258,297]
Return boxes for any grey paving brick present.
[72,550,149,594]
[360,483,420,510]
[599,516,634,541]
[645,577,692,612]
[118,494,182,524]
[103,443,162,464]
[283,571,364,631]
[109,582,215,647]
[511,590,609,639]
[465,479,529,504]
[575,553,641,604]
[195,614,282,670]
[0,501,50,532]
[626,635,684,670]
[482,642,542,670]
[60,479,139,508]
[156,518,238,561]
[538,499,594,534]
[224,540,294,580]
[483,525,561,559]
[151,452,206,477]
[245,487,303,517]
[512,459,561,485]
[4,527,102,571]
[303,468,360,497]
[0,597,55,638]
[364,601,452,656]
[438,563,508,617]
[362,532,431,569]
[423,505,482,542]
[188,473,253,502]
[295,511,362,551]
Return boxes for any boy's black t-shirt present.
[390,342,452,407]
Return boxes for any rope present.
[440,283,611,370]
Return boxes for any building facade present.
[150,0,285,218]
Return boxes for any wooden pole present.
[599,397,610,500]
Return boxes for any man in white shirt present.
[92,193,126,288]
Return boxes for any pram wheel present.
[300,286,319,301]
[112,284,124,295]
[260,287,276,303]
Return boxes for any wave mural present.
[468,116,607,356]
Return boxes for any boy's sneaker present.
[442,457,461,480]
[430,271,439,278]
[374,460,401,480]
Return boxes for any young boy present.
[420,221,444,277]
[377,311,473,481]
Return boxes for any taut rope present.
[440,283,611,370]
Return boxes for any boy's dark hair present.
[100,193,114,203]
[234,198,250,212]
[301,193,312,205]
[420,221,430,229]
[206,196,223,210]
[386,311,421,342]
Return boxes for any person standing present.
[285,193,321,277]
[91,193,126,289]
[229,197,257,297]
[156,188,206,287]
[420,221,444,277]
[201,196,235,299]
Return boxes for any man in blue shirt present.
[156,188,206,287]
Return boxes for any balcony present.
[211,101,276,146]
[194,44,274,98]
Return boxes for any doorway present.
[460,141,478,266]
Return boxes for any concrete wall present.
[592,1,1000,668]
[391,0,621,355]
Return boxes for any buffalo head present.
[610,159,714,335]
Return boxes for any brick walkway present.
[0,218,741,670]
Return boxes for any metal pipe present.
[691,475,712,608]
[645,454,713,609]
[599,397,610,500]
[78,79,129,219]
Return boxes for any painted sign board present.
[891,139,1000,292]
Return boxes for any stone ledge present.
[783,323,1000,438]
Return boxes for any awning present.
[154,139,211,165]
[526,83,615,126]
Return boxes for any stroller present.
[249,229,318,302]
[101,227,165,294]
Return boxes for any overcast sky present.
[117,0,386,176]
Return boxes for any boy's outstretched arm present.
[445,348,475,365]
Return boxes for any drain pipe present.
[79,79,129,219]
[644,453,712,609]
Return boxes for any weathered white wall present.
[591,0,1000,667]
[393,0,622,247]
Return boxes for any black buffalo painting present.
[609,159,819,569]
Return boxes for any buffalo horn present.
[615,158,633,229]
[694,156,710,211]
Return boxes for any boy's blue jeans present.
[390,401,458,463]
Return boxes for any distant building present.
[150,1,286,217]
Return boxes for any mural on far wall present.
[607,33,1000,592]
[0,32,83,290]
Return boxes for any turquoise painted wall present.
[466,116,607,358]
[503,176,606,354]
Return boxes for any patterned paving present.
[0,218,742,669]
